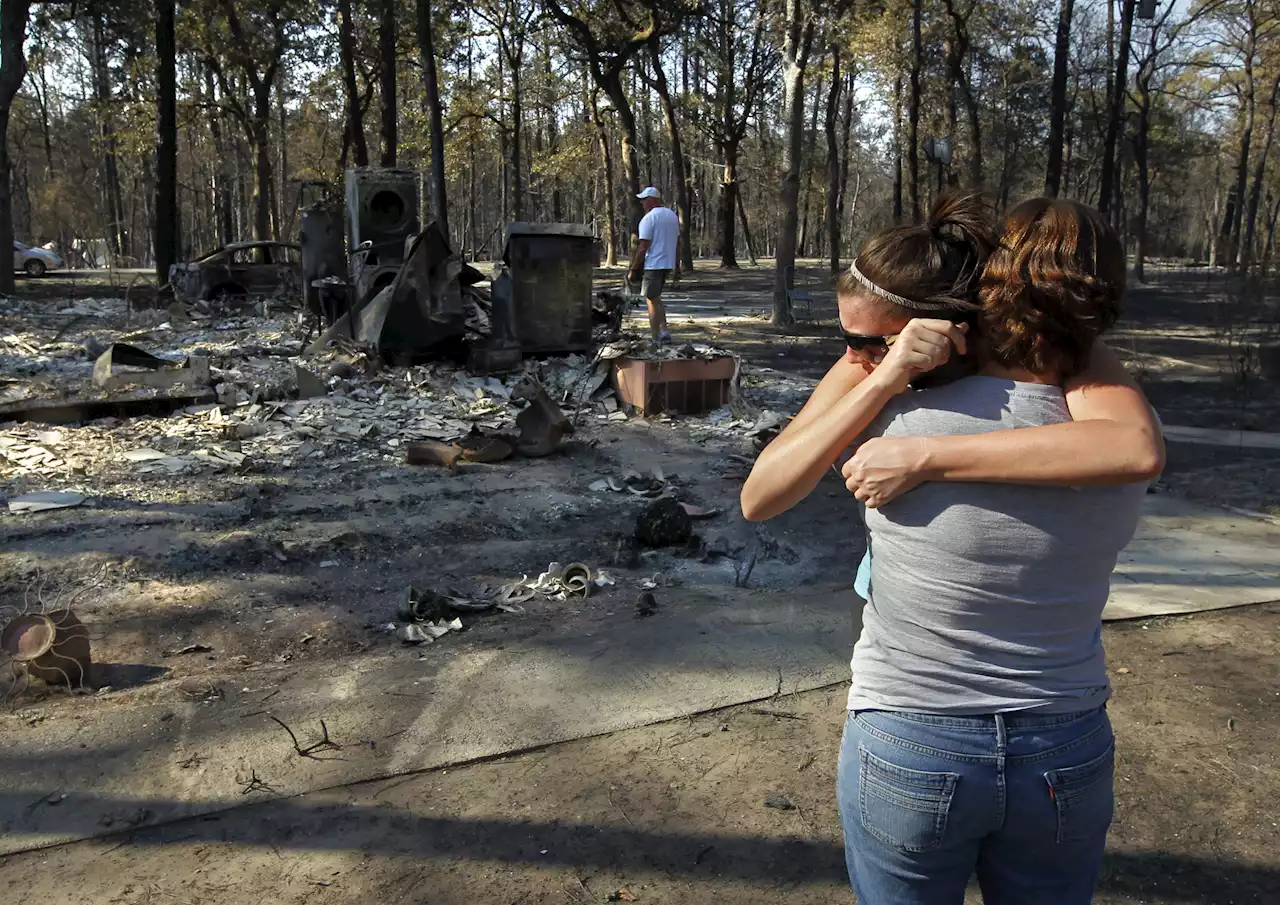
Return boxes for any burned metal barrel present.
[299,202,348,320]
[502,223,599,355]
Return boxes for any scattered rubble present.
[7,491,86,513]
[591,467,673,497]
[0,609,92,688]
[635,497,693,548]
[508,562,613,601]
[397,618,464,645]
[1,286,791,514]
[635,592,659,618]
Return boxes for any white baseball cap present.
[636,187,661,199]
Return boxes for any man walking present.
[629,187,680,342]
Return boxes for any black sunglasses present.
[842,329,899,355]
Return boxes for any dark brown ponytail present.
[836,190,997,318]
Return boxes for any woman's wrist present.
[862,364,911,397]
[911,436,942,481]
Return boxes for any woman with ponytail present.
[741,194,1160,904]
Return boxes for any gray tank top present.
[848,376,1147,715]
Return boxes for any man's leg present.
[641,269,669,340]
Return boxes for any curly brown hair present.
[836,191,997,322]
[980,198,1124,379]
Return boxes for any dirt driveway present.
[2,604,1277,905]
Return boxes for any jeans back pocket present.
[858,745,959,853]
[1044,742,1116,843]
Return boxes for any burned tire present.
[24,259,46,277]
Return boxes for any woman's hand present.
[874,319,969,394]
[842,435,934,508]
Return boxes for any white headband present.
[849,259,972,312]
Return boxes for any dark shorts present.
[642,269,670,301]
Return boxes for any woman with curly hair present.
[742,196,1156,904]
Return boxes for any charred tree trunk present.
[772,0,815,325]
[1262,190,1280,268]
[837,65,854,261]
[736,185,758,265]
[155,0,178,288]
[214,1,286,251]
[601,69,643,238]
[510,56,524,220]
[944,31,959,157]
[91,15,126,261]
[959,76,982,187]
[1133,92,1150,283]
[590,88,618,265]
[1243,73,1280,269]
[1045,0,1074,196]
[417,0,449,237]
[250,86,274,244]
[277,90,291,236]
[205,66,235,245]
[907,0,923,221]
[826,48,842,275]
[892,71,903,222]
[799,73,824,257]
[379,0,398,166]
[942,0,982,185]
[26,34,53,173]
[1099,0,1136,218]
[941,0,982,187]
[649,39,694,272]
[339,0,369,167]
[719,138,740,267]
[543,41,564,222]
[0,0,31,295]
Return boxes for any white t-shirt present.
[638,206,680,271]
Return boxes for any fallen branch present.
[268,715,344,759]
[238,768,278,795]
[750,708,806,721]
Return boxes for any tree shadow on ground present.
[2,790,1274,905]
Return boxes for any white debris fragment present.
[8,490,87,513]
[122,448,171,463]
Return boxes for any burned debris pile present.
[0,169,803,554]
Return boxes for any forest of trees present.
[0,0,1277,322]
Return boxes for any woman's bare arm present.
[841,342,1165,508]
[740,356,890,521]
[742,319,967,521]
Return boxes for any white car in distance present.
[13,240,62,277]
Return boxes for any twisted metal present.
[1,566,106,705]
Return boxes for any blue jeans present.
[837,706,1115,905]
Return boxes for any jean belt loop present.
[994,712,1007,758]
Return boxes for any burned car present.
[169,241,302,302]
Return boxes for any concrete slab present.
[1106,495,1280,619]
[1161,424,1280,450]
[1,497,1275,856]
[0,586,856,856]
